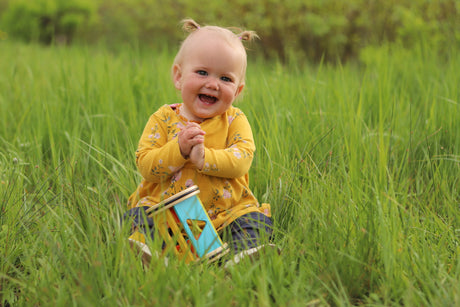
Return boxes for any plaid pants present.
[221,212,273,253]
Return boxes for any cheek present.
[180,80,193,93]
[183,77,200,90]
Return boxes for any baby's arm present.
[135,113,188,182]
[199,112,255,178]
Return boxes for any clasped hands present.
[178,122,205,170]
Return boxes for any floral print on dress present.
[221,181,233,200]
[150,164,168,178]
[185,179,194,188]
[147,124,161,146]
[148,132,161,140]
[208,209,216,220]
[171,170,182,183]
[222,189,231,199]
[202,162,219,173]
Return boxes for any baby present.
[126,19,273,259]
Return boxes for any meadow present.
[0,40,459,306]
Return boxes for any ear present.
[172,64,182,90]
[234,83,245,97]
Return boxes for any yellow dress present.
[128,104,270,231]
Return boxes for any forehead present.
[182,30,246,67]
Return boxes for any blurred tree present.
[1,0,96,44]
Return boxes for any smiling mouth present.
[199,94,217,104]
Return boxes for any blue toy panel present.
[173,195,223,257]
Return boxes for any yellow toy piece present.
[128,185,228,265]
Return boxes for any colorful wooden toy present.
[128,185,228,264]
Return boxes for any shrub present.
[0,0,96,44]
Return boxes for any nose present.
[205,78,219,90]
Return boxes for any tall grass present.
[1,40,458,306]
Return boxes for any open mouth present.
[199,94,217,104]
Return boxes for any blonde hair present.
[172,18,259,85]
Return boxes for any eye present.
[196,70,207,76]
[221,76,233,82]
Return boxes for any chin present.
[196,114,213,120]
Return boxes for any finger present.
[185,123,205,135]
[186,122,201,129]
[186,128,206,138]
[193,135,205,143]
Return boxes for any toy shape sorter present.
[128,185,229,264]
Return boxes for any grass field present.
[1,40,459,306]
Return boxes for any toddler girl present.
[126,19,273,260]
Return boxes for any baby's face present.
[173,31,245,122]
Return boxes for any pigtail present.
[181,18,201,33]
[238,30,259,42]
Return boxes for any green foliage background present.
[1,0,459,62]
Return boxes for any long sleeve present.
[135,110,188,183]
[199,110,255,178]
